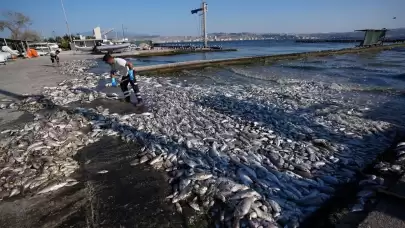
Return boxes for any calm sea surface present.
[93,40,405,90]
[131,40,354,66]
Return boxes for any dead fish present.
[234,197,255,218]
[97,170,109,174]
[188,201,201,211]
[9,188,21,197]
[37,182,68,194]
[229,189,260,200]
[190,173,213,181]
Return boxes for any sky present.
[1,0,404,38]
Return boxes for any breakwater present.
[114,48,238,58]
[296,39,405,43]
[135,43,405,75]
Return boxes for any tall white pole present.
[202,1,208,48]
[60,0,73,42]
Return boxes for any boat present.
[1,46,19,56]
[95,43,130,52]
[0,52,8,64]
[74,40,130,53]
[29,42,61,55]
[74,45,94,52]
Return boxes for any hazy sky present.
[1,0,404,37]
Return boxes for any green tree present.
[62,34,70,41]
[55,36,62,43]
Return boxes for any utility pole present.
[202,1,208,48]
[60,0,73,42]
[191,1,208,48]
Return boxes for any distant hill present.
[209,28,405,39]
[74,27,405,40]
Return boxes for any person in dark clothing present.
[102,53,143,105]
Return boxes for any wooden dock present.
[135,43,405,75]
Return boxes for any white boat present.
[74,40,130,53]
[95,43,130,52]
[75,45,94,52]
[1,46,19,56]
[0,52,8,64]
[29,42,61,54]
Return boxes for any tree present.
[47,37,56,43]
[63,34,70,41]
[0,11,32,40]
[20,29,41,41]
[55,36,63,43]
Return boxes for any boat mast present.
[60,0,73,42]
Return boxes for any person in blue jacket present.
[103,53,143,105]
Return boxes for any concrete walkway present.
[0,54,96,99]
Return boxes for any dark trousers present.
[51,55,59,63]
[120,74,142,103]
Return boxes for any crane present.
[102,28,114,40]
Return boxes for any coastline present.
[0,48,404,227]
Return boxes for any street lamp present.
[60,0,73,42]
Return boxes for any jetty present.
[296,38,405,43]
[135,42,405,74]
[296,28,405,44]
[113,47,237,58]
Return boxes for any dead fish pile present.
[351,174,384,212]
[0,109,97,199]
[0,59,399,227]
[351,140,405,212]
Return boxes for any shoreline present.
[134,43,405,74]
[0,47,404,227]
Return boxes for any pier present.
[113,47,237,58]
[135,42,405,74]
[296,38,405,43]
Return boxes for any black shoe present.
[135,100,144,107]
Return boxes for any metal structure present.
[355,29,388,47]
[191,1,208,48]
[102,28,114,39]
[60,0,73,42]
[122,24,128,39]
